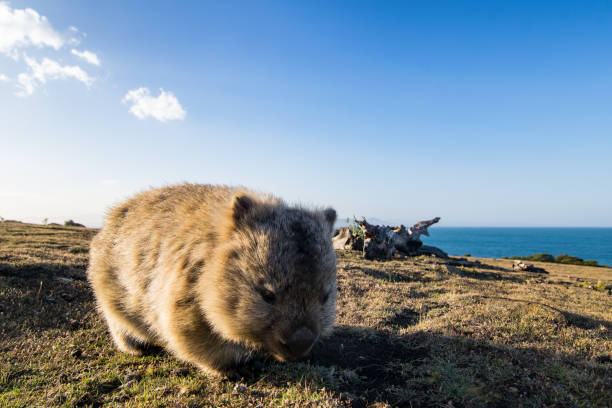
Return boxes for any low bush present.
[508,253,603,267]
[555,254,584,265]
[530,253,555,262]
[64,219,85,228]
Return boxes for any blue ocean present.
[421,227,612,267]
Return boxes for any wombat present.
[87,184,337,375]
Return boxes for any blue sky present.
[1,1,611,227]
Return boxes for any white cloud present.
[0,2,64,59]
[122,87,186,122]
[0,73,9,82]
[71,49,100,65]
[16,55,93,96]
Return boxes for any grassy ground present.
[0,220,610,407]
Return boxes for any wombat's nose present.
[285,327,316,357]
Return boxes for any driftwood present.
[334,217,446,261]
[332,227,364,251]
[512,260,547,273]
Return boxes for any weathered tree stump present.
[332,227,363,251]
[354,217,445,260]
[512,260,546,273]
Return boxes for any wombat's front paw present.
[234,358,266,381]
[205,357,266,381]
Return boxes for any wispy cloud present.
[71,49,100,66]
[122,87,186,122]
[1,2,98,97]
[0,2,64,59]
[16,55,93,97]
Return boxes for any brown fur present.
[87,184,337,374]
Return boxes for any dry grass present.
[1,221,610,407]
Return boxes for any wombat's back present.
[98,183,235,242]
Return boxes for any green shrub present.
[530,253,555,263]
[593,281,608,292]
[64,220,85,228]
[348,216,364,240]
[555,254,584,265]
[506,253,605,267]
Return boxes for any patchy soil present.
[1,221,610,407]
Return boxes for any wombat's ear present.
[233,194,255,223]
[322,207,336,231]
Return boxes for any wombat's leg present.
[106,317,153,356]
[164,320,254,377]
[202,342,256,377]
[192,342,256,378]
[89,262,154,355]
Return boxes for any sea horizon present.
[423,226,612,229]
[422,227,612,268]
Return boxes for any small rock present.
[233,384,247,393]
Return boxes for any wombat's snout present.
[280,326,317,359]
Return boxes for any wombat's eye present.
[259,289,276,304]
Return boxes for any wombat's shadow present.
[345,262,531,284]
[255,320,611,408]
